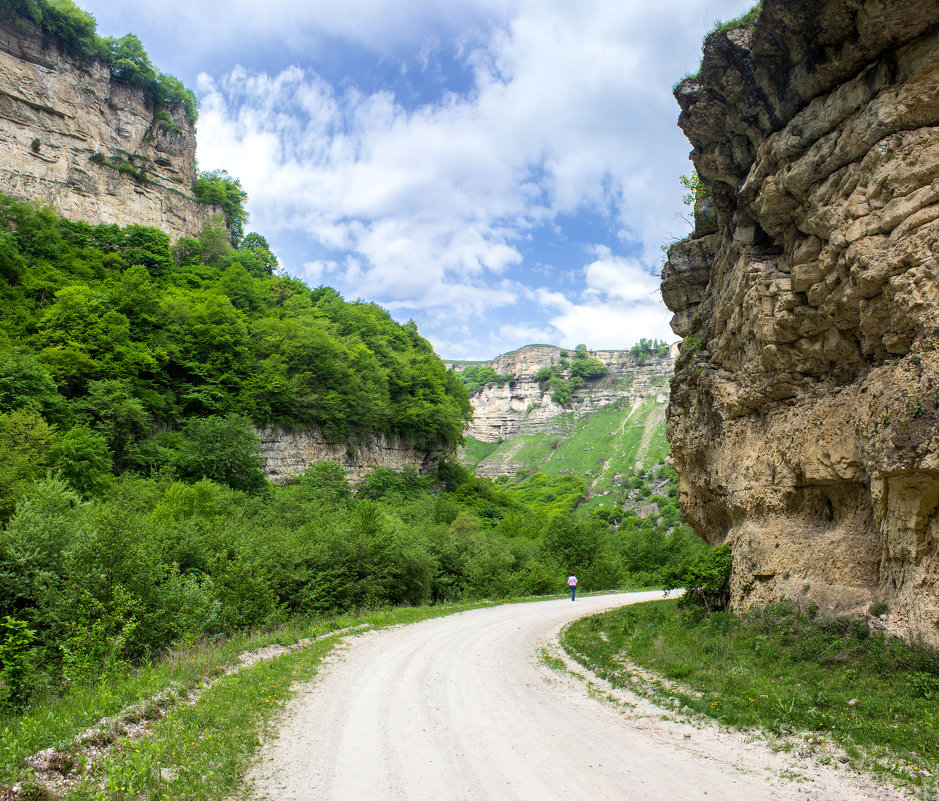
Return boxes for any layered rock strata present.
[256,426,446,485]
[0,15,218,239]
[662,0,939,644]
[448,344,675,443]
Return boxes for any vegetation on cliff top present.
[191,170,249,245]
[455,364,514,395]
[533,343,609,406]
[0,0,198,123]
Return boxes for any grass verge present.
[561,599,939,795]
[1,602,495,799]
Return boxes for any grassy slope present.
[462,396,669,512]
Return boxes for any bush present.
[192,171,248,245]
[175,415,267,495]
[0,616,36,709]
[661,543,732,611]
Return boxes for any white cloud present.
[129,0,750,356]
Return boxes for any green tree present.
[0,348,66,422]
[192,172,248,245]
[0,408,57,521]
[175,414,267,494]
[73,379,151,470]
[238,232,278,275]
[196,215,233,265]
[49,424,112,498]
[100,33,156,86]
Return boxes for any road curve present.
[245,592,906,801]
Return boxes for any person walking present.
[568,573,578,601]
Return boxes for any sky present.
[80,0,752,360]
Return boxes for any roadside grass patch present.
[562,599,939,791]
[59,633,338,800]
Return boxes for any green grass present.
[463,398,668,494]
[460,437,502,468]
[709,2,761,35]
[459,397,672,521]
[541,404,630,479]
[562,599,939,792]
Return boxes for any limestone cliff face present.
[256,426,446,485]
[450,344,675,443]
[0,16,218,239]
[662,0,939,644]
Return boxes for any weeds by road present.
[562,599,939,797]
[0,603,492,800]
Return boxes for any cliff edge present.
[450,344,674,443]
[662,0,939,644]
[0,14,217,239]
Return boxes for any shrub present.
[0,616,36,709]
[175,415,267,495]
[661,543,732,611]
[192,171,248,245]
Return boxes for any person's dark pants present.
[570,585,576,601]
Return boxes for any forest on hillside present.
[0,196,471,497]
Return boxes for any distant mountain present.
[451,342,677,517]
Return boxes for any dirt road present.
[245,592,909,800]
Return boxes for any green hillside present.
[462,395,669,512]
[0,195,471,497]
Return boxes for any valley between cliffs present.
[663,0,939,644]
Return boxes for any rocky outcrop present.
[662,0,939,644]
[0,15,218,239]
[256,425,445,485]
[449,344,675,443]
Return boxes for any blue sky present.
[80,0,752,359]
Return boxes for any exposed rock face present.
[662,0,939,644]
[448,344,675,443]
[0,16,218,239]
[256,426,446,485]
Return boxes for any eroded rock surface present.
[0,15,218,238]
[448,344,674,443]
[663,0,939,644]
[256,426,446,485]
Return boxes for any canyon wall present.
[662,0,939,644]
[256,426,446,485]
[0,15,218,239]
[448,344,675,443]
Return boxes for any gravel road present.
[244,591,910,800]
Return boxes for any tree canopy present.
[0,195,472,478]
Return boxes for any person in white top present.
[567,573,578,601]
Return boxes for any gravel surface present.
[244,592,911,800]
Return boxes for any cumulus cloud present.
[544,247,673,347]
[83,0,749,357]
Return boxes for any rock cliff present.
[257,426,445,485]
[0,15,217,239]
[662,0,939,644]
[449,344,675,443]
